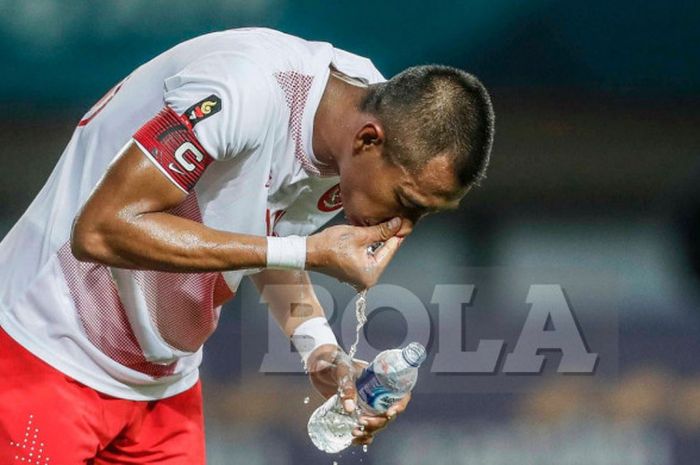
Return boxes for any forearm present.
[251,269,327,336]
[73,210,267,271]
[252,269,360,401]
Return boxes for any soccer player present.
[0,27,494,464]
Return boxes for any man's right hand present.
[306,217,403,290]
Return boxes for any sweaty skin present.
[71,141,403,289]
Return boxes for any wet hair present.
[360,65,495,187]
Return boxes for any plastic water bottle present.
[307,342,427,453]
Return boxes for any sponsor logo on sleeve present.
[317,184,343,212]
[184,95,222,127]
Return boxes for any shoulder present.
[165,50,274,94]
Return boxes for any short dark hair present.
[360,65,495,188]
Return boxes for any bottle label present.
[356,367,402,413]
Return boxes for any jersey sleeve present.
[132,53,273,192]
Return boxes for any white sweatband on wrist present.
[291,317,338,366]
[266,235,307,270]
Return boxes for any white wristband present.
[266,235,307,270]
[291,317,338,366]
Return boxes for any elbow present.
[70,215,110,263]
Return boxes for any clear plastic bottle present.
[307,342,427,453]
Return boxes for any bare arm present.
[71,141,268,272]
[250,268,325,336]
[72,140,402,286]
[251,268,411,446]
[251,269,346,399]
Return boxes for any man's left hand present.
[306,345,412,446]
[351,392,411,446]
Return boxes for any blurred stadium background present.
[2,1,700,464]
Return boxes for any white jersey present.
[0,28,385,400]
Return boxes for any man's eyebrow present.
[398,187,460,212]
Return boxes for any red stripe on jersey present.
[133,107,214,192]
[77,77,127,127]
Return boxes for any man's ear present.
[353,122,385,154]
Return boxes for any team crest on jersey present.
[185,95,222,127]
[317,184,343,212]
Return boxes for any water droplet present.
[303,396,310,404]
[363,444,368,453]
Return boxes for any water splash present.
[347,290,368,359]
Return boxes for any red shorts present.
[0,328,205,465]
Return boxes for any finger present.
[351,430,372,441]
[338,376,356,413]
[352,435,375,446]
[386,392,411,419]
[372,235,402,265]
[367,217,401,242]
[352,358,369,371]
[358,415,389,433]
[396,219,414,238]
[352,427,368,438]
[333,352,358,413]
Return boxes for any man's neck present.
[312,68,368,170]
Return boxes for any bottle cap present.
[401,342,427,367]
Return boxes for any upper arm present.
[131,52,274,193]
[71,141,188,259]
[85,141,188,217]
[72,53,274,256]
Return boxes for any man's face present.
[338,148,467,237]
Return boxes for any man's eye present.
[396,193,409,209]
[398,195,417,210]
